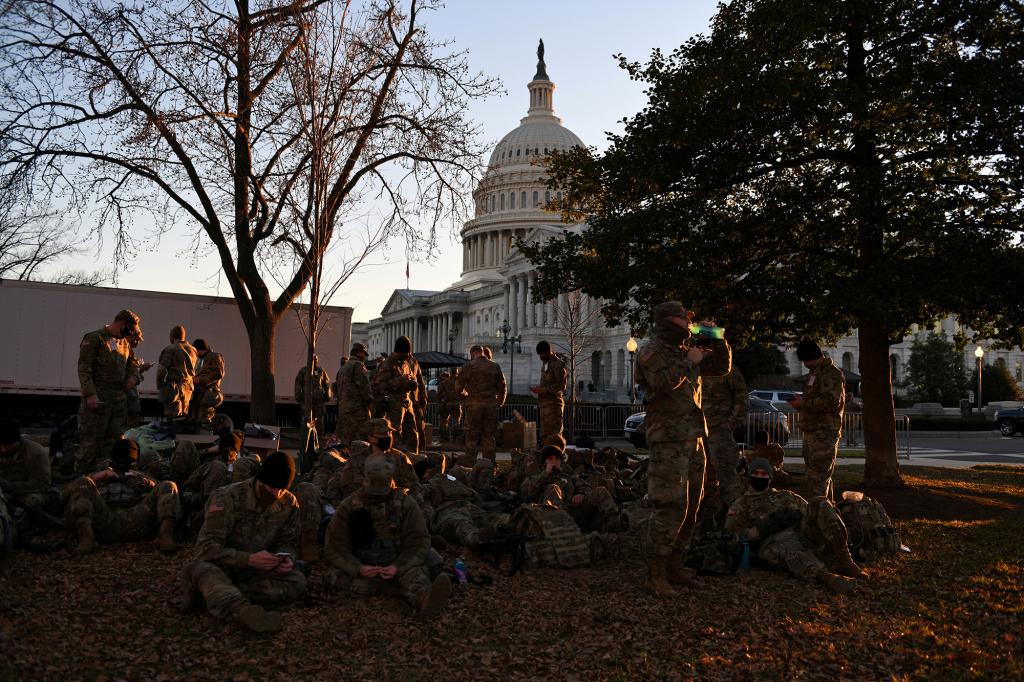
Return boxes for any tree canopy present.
[904,332,968,405]
[522,0,1024,485]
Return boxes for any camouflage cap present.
[652,301,689,325]
[115,309,142,335]
[350,342,368,355]
[363,452,395,496]
[365,417,396,435]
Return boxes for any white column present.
[510,278,520,335]
[503,285,511,326]
[544,300,552,328]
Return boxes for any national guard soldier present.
[76,309,143,473]
[191,339,226,426]
[724,458,866,593]
[635,301,731,597]
[455,345,507,467]
[157,325,197,425]
[335,343,373,447]
[0,419,53,536]
[520,445,624,533]
[373,337,421,453]
[63,439,179,555]
[700,361,748,525]
[437,369,462,444]
[176,451,307,633]
[323,452,452,620]
[295,354,333,442]
[788,340,845,501]
[125,329,153,428]
[530,341,568,443]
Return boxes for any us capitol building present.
[357,42,1024,401]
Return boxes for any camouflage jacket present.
[724,487,809,550]
[635,333,731,442]
[196,479,300,569]
[78,327,141,398]
[326,447,419,504]
[324,486,429,577]
[336,359,372,413]
[295,365,332,404]
[438,375,461,405]
[701,367,748,430]
[84,466,159,509]
[421,474,476,516]
[373,353,419,404]
[537,355,568,403]
[800,358,845,433]
[520,467,576,502]
[157,340,197,387]
[455,357,507,405]
[410,355,427,409]
[0,437,51,498]
[194,351,225,391]
[184,456,230,502]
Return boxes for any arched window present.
[521,191,527,207]
[516,148,521,156]
[544,147,549,154]
[842,352,853,372]
[510,192,515,209]
[533,191,539,207]
[500,194,505,210]
[545,190,551,204]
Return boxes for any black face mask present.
[750,476,771,492]
[375,436,393,451]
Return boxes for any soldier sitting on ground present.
[415,457,506,550]
[750,429,793,487]
[323,452,451,620]
[177,451,307,633]
[520,445,626,533]
[723,458,867,594]
[0,419,55,539]
[179,432,243,534]
[63,438,179,555]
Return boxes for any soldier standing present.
[455,345,507,467]
[157,325,197,426]
[323,453,452,620]
[295,354,333,442]
[788,340,845,502]
[125,330,153,428]
[700,361,748,524]
[437,370,462,444]
[63,439,179,555]
[335,343,373,448]
[76,309,143,473]
[191,339,226,426]
[530,341,568,443]
[176,451,307,633]
[635,301,731,597]
[373,337,420,451]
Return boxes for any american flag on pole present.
[405,261,410,288]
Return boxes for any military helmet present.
[364,453,395,496]
[652,301,689,325]
[365,417,396,436]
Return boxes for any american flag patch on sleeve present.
[208,501,225,513]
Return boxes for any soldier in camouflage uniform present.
[751,429,793,486]
[182,432,242,510]
[724,458,866,593]
[437,370,462,444]
[76,309,143,473]
[700,361,748,524]
[789,340,845,502]
[455,345,507,467]
[157,325,197,422]
[415,458,506,549]
[335,343,372,447]
[190,339,226,425]
[63,439,179,555]
[373,337,421,452]
[324,452,452,620]
[0,420,51,515]
[295,354,333,443]
[520,445,624,533]
[177,452,306,633]
[125,330,153,428]
[530,341,568,444]
[635,301,731,597]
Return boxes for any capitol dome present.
[456,40,585,287]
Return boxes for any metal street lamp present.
[448,325,459,355]
[497,318,521,394]
[625,337,638,403]
[975,345,985,408]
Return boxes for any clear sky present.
[58,0,721,322]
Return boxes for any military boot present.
[299,526,319,562]
[176,564,199,613]
[666,552,703,589]
[831,543,869,580]
[817,570,856,594]
[645,556,679,598]
[416,575,452,621]
[236,604,283,633]
[73,519,96,556]
[156,518,177,554]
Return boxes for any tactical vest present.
[511,503,590,568]
[837,495,901,558]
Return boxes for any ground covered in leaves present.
[2,464,1022,680]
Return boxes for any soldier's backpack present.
[685,530,744,576]
[509,503,591,569]
[837,494,901,559]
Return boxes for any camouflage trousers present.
[433,502,508,547]
[311,400,328,442]
[401,408,422,454]
[802,429,839,502]
[701,425,743,520]
[646,438,706,557]
[439,404,461,442]
[64,478,179,543]
[759,497,848,581]
[169,441,201,486]
[159,380,193,419]
[538,398,564,444]
[190,386,223,424]
[76,389,128,473]
[186,561,307,620]
[387,401,416,454]
[331,564,431,607]
[335,406,370,448]
[462,401,498,465]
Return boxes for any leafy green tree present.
[981,358,1024,404]
[734,343,790,384]
[523,0,1024,486]
[904,333,968,405]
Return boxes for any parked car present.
[426,377,439,400]
[623,396,790,448]
[994,406,1024,437]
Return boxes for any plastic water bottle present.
[454,557,467,585]
[739,541,751,573]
